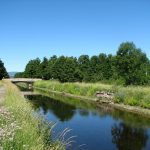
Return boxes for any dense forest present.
[15,42,150,85]
[0,59,9,80]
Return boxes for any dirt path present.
[0,86,6,104]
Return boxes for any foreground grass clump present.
[0,81,63,150]
[34,81,150,109]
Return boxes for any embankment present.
[0,81,63,150]
[34,81,150,117]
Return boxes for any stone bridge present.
[5,78,42,89]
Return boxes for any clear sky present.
[0,0,150,72]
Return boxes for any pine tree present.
[0,59,9,80]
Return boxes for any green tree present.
[0,59,9,80]
[90,53,113,81]
[116,42,149,85]
[51,56,78,82]
[24,58,41,78]
[39,57,49,79]
[89,55,99,82]
[14,72,24,78]
[78,55,90,81]
[46,55,58,80]
[19,41,150,85]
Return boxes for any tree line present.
[15,42,150,85]
[0,59,9,80]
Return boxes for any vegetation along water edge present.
[34,81,150,118]
[0,81,65,150]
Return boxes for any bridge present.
[4,78,42,89]
[9,78,42,83]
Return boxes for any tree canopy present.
[116,42,149,85]
[0,59,9,80]
[15,42,150,85]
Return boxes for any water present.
[25,91,150,150]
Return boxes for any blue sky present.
[0,0,150,72]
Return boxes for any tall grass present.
[115,86,150,109]
[34,81,150,109]
[0,81,64,150]
[34,81,114,98]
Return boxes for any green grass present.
[34,81,150,109]
[0,81,64,150]
[115,86,150,109]
[34,81,114,98]
[0,81,2,86]
[15,82,29,88]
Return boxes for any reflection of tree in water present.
[111,122,148,150]
[78,109,89,116]
[27,95,76,122]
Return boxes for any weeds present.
[34,81,113,98]
[0,81,64,150]
[34,81,150,109]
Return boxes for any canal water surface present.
[25,91,150,150]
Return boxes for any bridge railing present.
[3,78,42,83]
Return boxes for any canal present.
[23,88,150,150]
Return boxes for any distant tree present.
[78,55,90,81]
[39,57,49,79]
[105,54,115,80]
[64,57,78,82]
[0,59,9,80]
[90,54,116,82]
[116,42,149,85]
[20,41,150,85]
[74,68,83,82]
[89,53,113,82]
[51,56,78,82]
[97,53,108,80]
[14,72,25,78]
[46,55,58,80]
[89,55,99,82]
[24,58,41,78]
[52,56,66,82]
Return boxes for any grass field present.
[34,81,150,109]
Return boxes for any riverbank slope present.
[0,81,63,150]
[34,81,150,117]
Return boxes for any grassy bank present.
[34,81,150,109]
[0,81,63,150]
[34,81,114,97]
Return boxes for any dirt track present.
[0,86,5,103]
